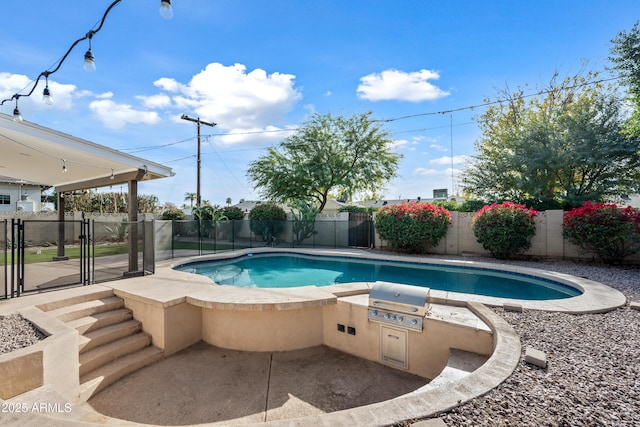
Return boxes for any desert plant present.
[562,201,640,263]
[472,201,538,259]
[104,219,129,243]
[375,202,452,253]
[248,202,286,244]
[289,200,320,245]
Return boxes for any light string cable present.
[0,0,124,109]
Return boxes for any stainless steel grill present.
[367,282,430,331]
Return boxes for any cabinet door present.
[381,326,408,369]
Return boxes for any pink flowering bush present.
[375,202,452,253]
[562,201,640,263]
[472,201,539,259]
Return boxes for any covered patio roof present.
[0,113,173,193]
[1,112,174,273]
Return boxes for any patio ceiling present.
[0,113,173,193]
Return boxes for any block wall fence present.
[374,209,640,263]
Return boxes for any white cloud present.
[89,99,161,130]
[357,69,450,102]
[430,155,470,166]
[0,72,77,112]
[413,167,440,176]
[95,92,114,99]
[217,125,297,146]
[152,62,302,133]
[137,93,171,109]
[429,143,449,152]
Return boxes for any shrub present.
[375,202,452,253]
[472,201,538,259]
[562,201,640,263]
[161,208,185,220]
[221,206,245,220]
[248,202,287,243]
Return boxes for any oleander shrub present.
[221,206,245,220]
[472,201,539,259]
[562,201,640,263]
[375,202,452,253]
[161,208,186,220]
[248,202,287,243]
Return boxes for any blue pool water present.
[175,253,582,300]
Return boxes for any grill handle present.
[371,300,419,313]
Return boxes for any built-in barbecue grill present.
[367,282,430,331]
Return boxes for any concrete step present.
[66,308,133,335]
[46,296,125,323]
[36,289,116,313]
[80,346,164,401]
[78,319,142,354]
[79,332,152,377]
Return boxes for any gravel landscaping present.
[0,314,46,355]
[408,257,640,427]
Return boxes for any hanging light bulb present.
[62,159,68,173]
[110,169,115,180]
[84,48,96,72]
[42,77,54,105]
[159,0,173,19]
[13,98,23,122]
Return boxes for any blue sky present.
[1,1,638,207]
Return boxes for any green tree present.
[246,112,401,212]
[610,20,640,137]
[184,192,196,208]
[248,202,286,244]
[462,72,640,207]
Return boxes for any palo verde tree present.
[246,112,401,212]
[462,72,640,207]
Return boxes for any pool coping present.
[165,247,628,314]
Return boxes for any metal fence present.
[1,219,152,299]
[0,216,373,299]
[154,218,374,261]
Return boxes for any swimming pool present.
[175,253,582,300]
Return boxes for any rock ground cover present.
[0,314,46,355]
[405,257,640,426]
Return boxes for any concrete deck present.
[0,248,628,426]
[85,342,429,426]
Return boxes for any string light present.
[0,0,174,119]
[159,0,174,20]
[42,74,53,105]
[12,98,23,122]
[83,34,96,72]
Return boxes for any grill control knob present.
[371,310,378,317]
[384,313,390,319]
[411,319,418,325]
[390,314,396,320]
[397,316,404,322]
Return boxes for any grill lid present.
[369,282,430,314]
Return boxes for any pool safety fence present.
[1,219,153,299]
[154,217,375,261]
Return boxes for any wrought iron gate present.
[348,212,374,248]
[4,218,92,298]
